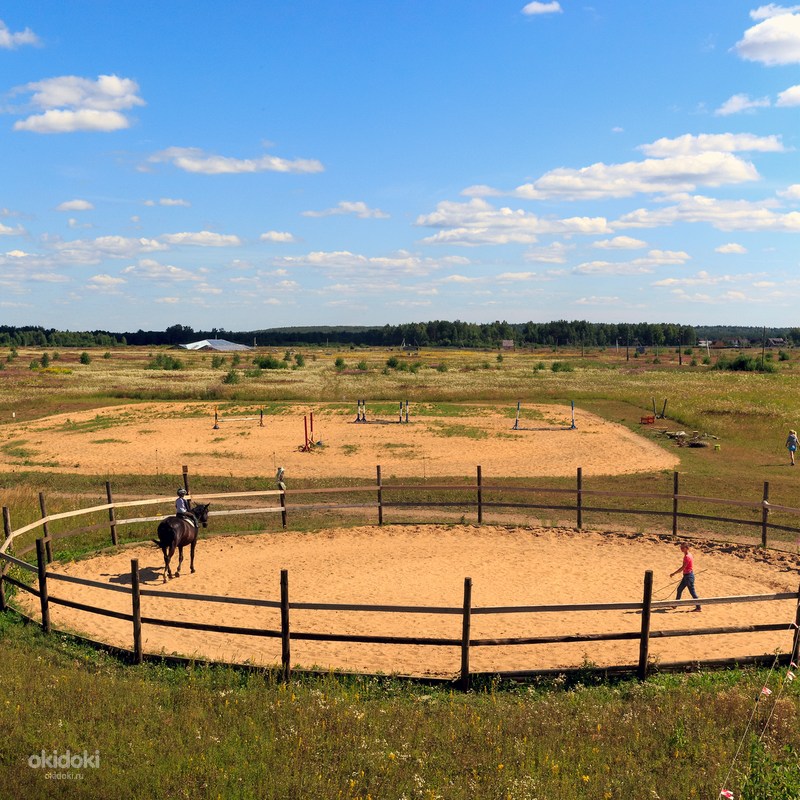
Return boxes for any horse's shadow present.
[105,566,163,585]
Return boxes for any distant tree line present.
[0,322,796,350]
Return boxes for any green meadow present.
[1,343,799,799]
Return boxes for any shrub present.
[79,351,91,365]
[222,369,240,385]
[436,363,449,372]
[232,353,241,366]
[103,351,112,359]
[294,353,305,367]
[146,353,184,370]
[52,352,60,361]
[356,360,368,371]
[334,357,346,371]
[253,355,287,370]
[551,361,574,372]
[211,355,225,369]
[779,349,790,361]
[713,354,776,373]
[534,361,546,371]
[386,356,399,369]
[40,353,50,368]
[29,360,39,370]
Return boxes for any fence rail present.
[2,464,800,687]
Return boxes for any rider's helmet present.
[177,488,187,496]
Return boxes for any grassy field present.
[1,343,800,798]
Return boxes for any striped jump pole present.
[513,401,520,430]
[570,400,577,430]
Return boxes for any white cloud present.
[144,198,191,207]
[523,242,574,263]
[57,199,94,212]
[521,2,562,15]
[0,222,25,236]
[496,271,538,281]
[734,11,800,65]
[653,271,752,287]
[276,249,459,276]
[121,259,200,282]
[149,146,324,175]
[573,249,689,276]
[715,93,771,116]
[776,83,800,105]
[715,243,748,254]
[155,297,181,304]
[778,183,800,199]
[260,231,297,243]
[416,198,610,245]
[616,193,800,232]
[593,236,647,249]
[302,201,389,219]
[54,235,167,264]
[574,296,622,305]
[467,152,760,201]
[87,273,126,292]
[751,5,800,21]
[12,74,144,133]
[160,231,241,247]
[0,19,40,48]
[639,133,784,157]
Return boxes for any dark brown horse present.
[156,503,210,582]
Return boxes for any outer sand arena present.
[0,401,677,479]
[27,526,799,677]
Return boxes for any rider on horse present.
[175,487,197,527]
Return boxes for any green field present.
[1,343,799,799]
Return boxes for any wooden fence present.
[1,465,799,686]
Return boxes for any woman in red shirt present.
[670,543,701,611]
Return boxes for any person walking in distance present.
[670,542,701,612]
[786,429,798,466]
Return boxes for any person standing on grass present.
[670,542,701,611]
[786,429,798,466]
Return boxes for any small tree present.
[80,351,91,365]
[335,356,346,371]
[40,353,50,368]
[294,353,306,367]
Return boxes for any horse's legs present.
[189,539,196,573]
[175,544,184,577]
[162,545,173,582]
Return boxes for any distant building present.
[766,338,787,348]
[177,339,253,352]
[501,339,514,350]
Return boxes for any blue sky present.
[2,2,800,332]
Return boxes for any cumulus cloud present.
[160,231,241,247]
[639,132,784,157]
[87,273,126,292]
[57,199,94,212]
[275,249,466,276]
[715,243,748,254]
[466,152,759,201]
[573,249,689,276]
[734,11,800,65]
[715,93,771,115]
[12,74,144,133]
[416,198,610,245]
[751,5,800,21]
[778,183,800,199]
[523,242,574,263]
[593,236,647,249]
[0,19,40,48]
[149,146,323,175]
[260,231,297,243]
[615,193,800,232]
[54,235,167,264]
[302,201,389,219]
[0,222,25,236]
[121,259,200,282]
[776,83,800,105]
[521,1,562,15]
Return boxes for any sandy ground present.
[0,401,678,479]
[23,525,799,677]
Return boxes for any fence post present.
[131,558,143,664]
[761,482,769,548]
[672,472,679,537]
[637,570,654,681]
[377,465,383,526]
[459,577,472,691]
[791,584,800,667]
[280,569,291,681]
[182,465,190,495]
[38,492,53,563]
[280,488,287,529]
[477,466,483,525]
[36,538,50,634]
[576,467,582,530]
[3,506,11,546]
[105,481,118,546]
[0,560,6,612]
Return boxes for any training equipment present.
[513,401,576,431]
[213,408,264,430]
[354,400,409,424]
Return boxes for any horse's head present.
[194,503,210,527]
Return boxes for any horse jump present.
[354,400,409,424]
[513,401,577,431]
[213,408,264,430]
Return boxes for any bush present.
[386,356,399,369]
[211,355,226,369]
[222,369,240,385]
[356,360,368,371]
[103,351,112,359]
[294,353,305,368]
[334,357,346,371]
[29,360,39,370]
[551,361,574,372]
[79,351,91,365]
[253,355,288,370]
[779,349,790,361]
[713,354,776,373]
[436,363,449,373]
[146,353,184,370]
[40,353,50,368]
